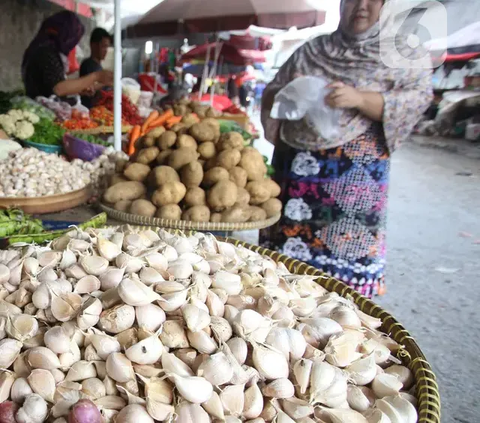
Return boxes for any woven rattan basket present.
[71,125,133,135]
[99,203,281,232]
[116,225,440,423]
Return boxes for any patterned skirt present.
[260,126,390,298]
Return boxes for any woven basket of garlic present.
[0,226,440,423]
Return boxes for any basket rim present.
[110,224,441,423]
[99,202,281,232]
[0,185,91,202]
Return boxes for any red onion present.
[0,401,19,423]
[68,399,102,423]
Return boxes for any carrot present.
[147,109,174,131]
[165,116,182,129]
[141,110,159,134]
[128,125,141,156]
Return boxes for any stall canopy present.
[426,21,480,55]
[181,43,267,66]
[125,0,327,38]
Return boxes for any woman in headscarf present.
[260,0,433,298]
[22,11,113,100]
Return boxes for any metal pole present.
[113,0,122,151]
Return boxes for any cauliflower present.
[7,109,24,123]
[14,121,35,140]
[0,114,16,135]
[22,111,40,124]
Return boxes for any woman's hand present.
[95,70,114,87]
[325,82,364,109]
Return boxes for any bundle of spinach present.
[30,118,66,145]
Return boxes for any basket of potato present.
[100,117,282,231]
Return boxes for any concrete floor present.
[41,137,480,422]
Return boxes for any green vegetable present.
[3,213,107,246]
[70,132,111,147]
[30,118,65,145]
[0,209,44,238]
[0,90,24,115]
[218,120,253,141]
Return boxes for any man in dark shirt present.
[80,27,111,108]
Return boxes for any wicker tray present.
[71,125,133,135]
[0,186,91,214]
[116,224,441,423]
[99,202,280,232]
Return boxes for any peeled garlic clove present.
[171,374,213,404]
[345,353,377,385]
[100,304,135,334]
[160,320,189,349]
[293,359,313,395]
[372,374,403,399]
[0,371,15,402]
[182,304,211,333]
[318,407,369,423]
[74,275,101,294]
[44,326,71,354]
[262,378,295,399]
[384,365,414,390]
[147,398,175,420]
[65,360,97,382]
[252,343,289,380]
[220,383,245,416]
[206,290,225,317]
[197,352,233,386]
[126,334,163,365]
[187,330,217,354]
[11,377,33,404]
[135,303,166,332]
[139,267,165,285]
[347,385,376,412]
[212,271,242,295]
[364,408,393,423]
[226,337,248,365]
[97,237,122,261]
[82,377,106,400]
[118,277,161,307]
[27,369,55,402]
[202,391,225,420]
[145,253,168,272]
[26,346,60,370]
[51,293,82,322]
[106,352,134,383]
[80,255,109,276]
[309,361,347,408]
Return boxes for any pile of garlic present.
[0,227,419,423]
[0,149,90,198]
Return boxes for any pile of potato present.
[103,117,282,223]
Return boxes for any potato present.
[221,206,251,223]
[130,199,157,217]
[235,187,250,206]
[198,142,216,160]
[170,123,188,135]
[156,204,182,220]
[189,122,215,143]
[218,132,244,151]
[156,149,173,165]
[150,166,180,187]
[229,167,248,188]
[148,126,166,138]
[204,157,218,171]
[202,118,221,142]
[124,163,151,182]
[110,174,127,186]
[184,187,206,207]
[136,147,160,165]
[246,181,271,205]
[174,104,188,116]
[177,134,197,150]
[265,178,281,198]
[181,114,199,128]
[207,180,238,211]
[151,181,187,206]
[115,159,128,173]
[210,213,222,223]
[203,167,229,188]
[240,147,267,181]
[167,147,198,171]
[216,149,240,170]
[180,161,204,188]
[114,200,131,212]
[158,131,177,150]
[182,206,211,222]
[103,181,146,204]
[143,136,156,147]
[249,206,267,222]
[261,198,282,217]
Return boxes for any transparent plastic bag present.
[10,96,56,121]
[36,96,72,121]
[270,76,341,140]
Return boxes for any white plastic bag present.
[122,78,141,105]
[270,76,341,140]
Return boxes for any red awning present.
[182,43,266,66]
